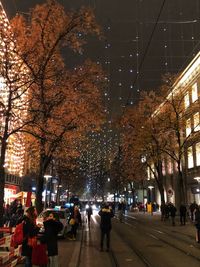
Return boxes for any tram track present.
[76,212,200,267]
[110,227,160,267]
[124,214,199,251]
[114,214,200,265]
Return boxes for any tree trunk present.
[35,168,44,214]
[0,139,7,226]
[155,160,165,204]
[178,161,186,205]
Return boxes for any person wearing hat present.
[98,203,114,252]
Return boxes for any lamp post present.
[44,174,52,209]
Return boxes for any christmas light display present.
[0,1,28,177]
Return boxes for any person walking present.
[86,204,93,226]
[20,206,40,267]
[69,206,82,240]
[42,213,63,267]
[118,202,125,222]
[160,202,166,221]
[98,203,114,252]
[179,203,187,225]
[194,205,200,243]
[190,201,198,222]
[169,203,177,226]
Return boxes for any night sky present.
[2,0,200,117]
[1,0,200,169]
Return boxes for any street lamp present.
[44,174,52,209]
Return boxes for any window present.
[188,146,194,168]
[184,92,190,109]
[192,83,198,103]
[194,112,200,131]
[186,118,191,137]
[196,142,200,166]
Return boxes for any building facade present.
[151,51,200,207]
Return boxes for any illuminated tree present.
[11,0,105,213]
[120,91,167,204]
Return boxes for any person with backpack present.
[19,206,40,267]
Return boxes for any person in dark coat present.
[98,203,114,252]
[169,203,177,226]
[86,204,93,226]
[68,206,82,241]
[20,206,40,267]
[194,206,200,243]
[43,213,63,267]
[160,202,166,221]
[179,203,187,225]
[190,201,198,222]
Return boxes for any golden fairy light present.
[0,1,28,177]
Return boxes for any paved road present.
[17,211,200,267]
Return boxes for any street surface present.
[17,211,200,267]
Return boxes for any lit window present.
[196,143,200,166]
[186,118,191,137]
[184,92,190,109]
[192,83,198,103]
[188,146,194,168]
[194,112,200,131]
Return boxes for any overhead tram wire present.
[125,0,167,106]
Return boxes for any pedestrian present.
[3,203,10,226]
[20,206,40,267]
[194,205,200,243]
[118,201,125,222]
[10,208,24,227]
[98,203,114,252]
[68,206,82,240]
[160,202,166,221]
[86,204,93,226]
[189,201,198,222]
[169,203,177,226]
[42,213,63,267]
[179,203,187,225]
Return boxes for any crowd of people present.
[3,199,24,227]
[2,198,200,266]
[1,200,84,267]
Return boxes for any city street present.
[17,211,200,267]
